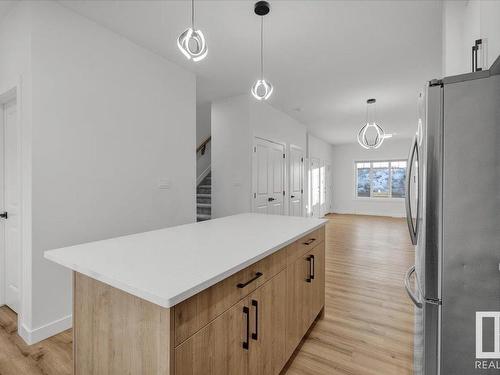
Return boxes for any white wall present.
[250,100,307,151]
[479,1,500,68]
[443,0,500,76]
[211,95,251,218]
[331,139,412,217]
[1,1,196,343]
[196,101,211,180]
[212,95,307,218]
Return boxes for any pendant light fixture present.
[177,0,207,62]
[251,1,273,101]
[357,98,386,149]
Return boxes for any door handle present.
[404,265,422,308]
[251,299,258,341]
[306,255,313,283]
[0,212,7,219]
[405,136,419,245]
[291,195,295,198]
[242,306,250,350]
[268,197,275,202]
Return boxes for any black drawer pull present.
[310,254,315,280]
[306,256,313,283]
[303,238,316,245]
[251,299,259,341]
[237,272,263,288]
[243,306,250,350]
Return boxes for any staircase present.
[197,172,211,222]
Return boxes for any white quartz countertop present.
[45,213,327,308]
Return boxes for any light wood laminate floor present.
[0,214,414,375]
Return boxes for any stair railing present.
[196,136,211,156]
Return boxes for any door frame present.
[0,80,29,334]
[324,162,332,214]
[309,157,321,218]
[251,136,287,215]
[288,145,304,217]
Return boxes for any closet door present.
[289,147,304,217]
[252,138,285,215]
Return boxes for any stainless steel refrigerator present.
[404,56,500,375]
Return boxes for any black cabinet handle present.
[268,197,275,202]
[310,255,315,280]
[251,300,258,341]
[243,306,250,350]
[303,238,316,245]
[0,212,7,219]
[237,272,263,289]
[291,195,295,198]
[306,256,313,283]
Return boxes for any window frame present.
[353,159,407,200]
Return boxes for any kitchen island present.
[45,213,327,375]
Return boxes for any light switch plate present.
[158,179,171,190]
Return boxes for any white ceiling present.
[0,1,16,20]
[59,0,443,145]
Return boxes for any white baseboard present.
[197,166,211,186]
[332,209,405,218]
[18,314,72,345]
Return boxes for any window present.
[355,160,407,198]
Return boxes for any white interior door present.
[310,157,320,218]
[289,146,303,217]
[252,138,285,215]
[2,100,20,313]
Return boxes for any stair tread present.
[197,214,211,219]
[197,203,211,208]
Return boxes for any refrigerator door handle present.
[405,136,420,245]
[404,265,423,308]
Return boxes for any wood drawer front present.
[174,246,287,346]
[287,226,325,265]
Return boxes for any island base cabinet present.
[286,240,325,358]
[309,241,326,327]
[286,251,313,358]
[175,298,249,375]
[248,271,287,375]
[73,273,174,375]
[71,225,326,375]
[175,271,287,375]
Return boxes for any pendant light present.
[251,1,273,101]
[357,99,386,149]
[177,0,207,62]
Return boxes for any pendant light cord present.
[191,0,195,29]
[260,17,264,79]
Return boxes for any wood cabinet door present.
[285,252,313,358]
[248,271,287,375]
[308,241,325,326]
[175,298,250,375]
